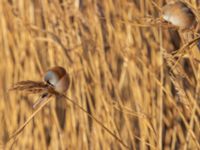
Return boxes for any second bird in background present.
[162,1,197,30]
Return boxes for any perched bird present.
[32,66,70,107]
[10,66,70,109]
[34,66,70,129]
[162,1,197,30]
[9,66,70,134]
[45,66,70,129]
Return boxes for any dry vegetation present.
[0,0,200,149]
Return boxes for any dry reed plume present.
[0,0,200,150]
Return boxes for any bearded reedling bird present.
[34,66,70,130]
[10,66,70,130]
[162,1,197,30]
[33,66,70,108]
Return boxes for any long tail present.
[55,95,67,130]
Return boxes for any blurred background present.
[0,0,200,149]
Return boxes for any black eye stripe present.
[47,80,55,87]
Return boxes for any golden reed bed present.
[0,0,199,149]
